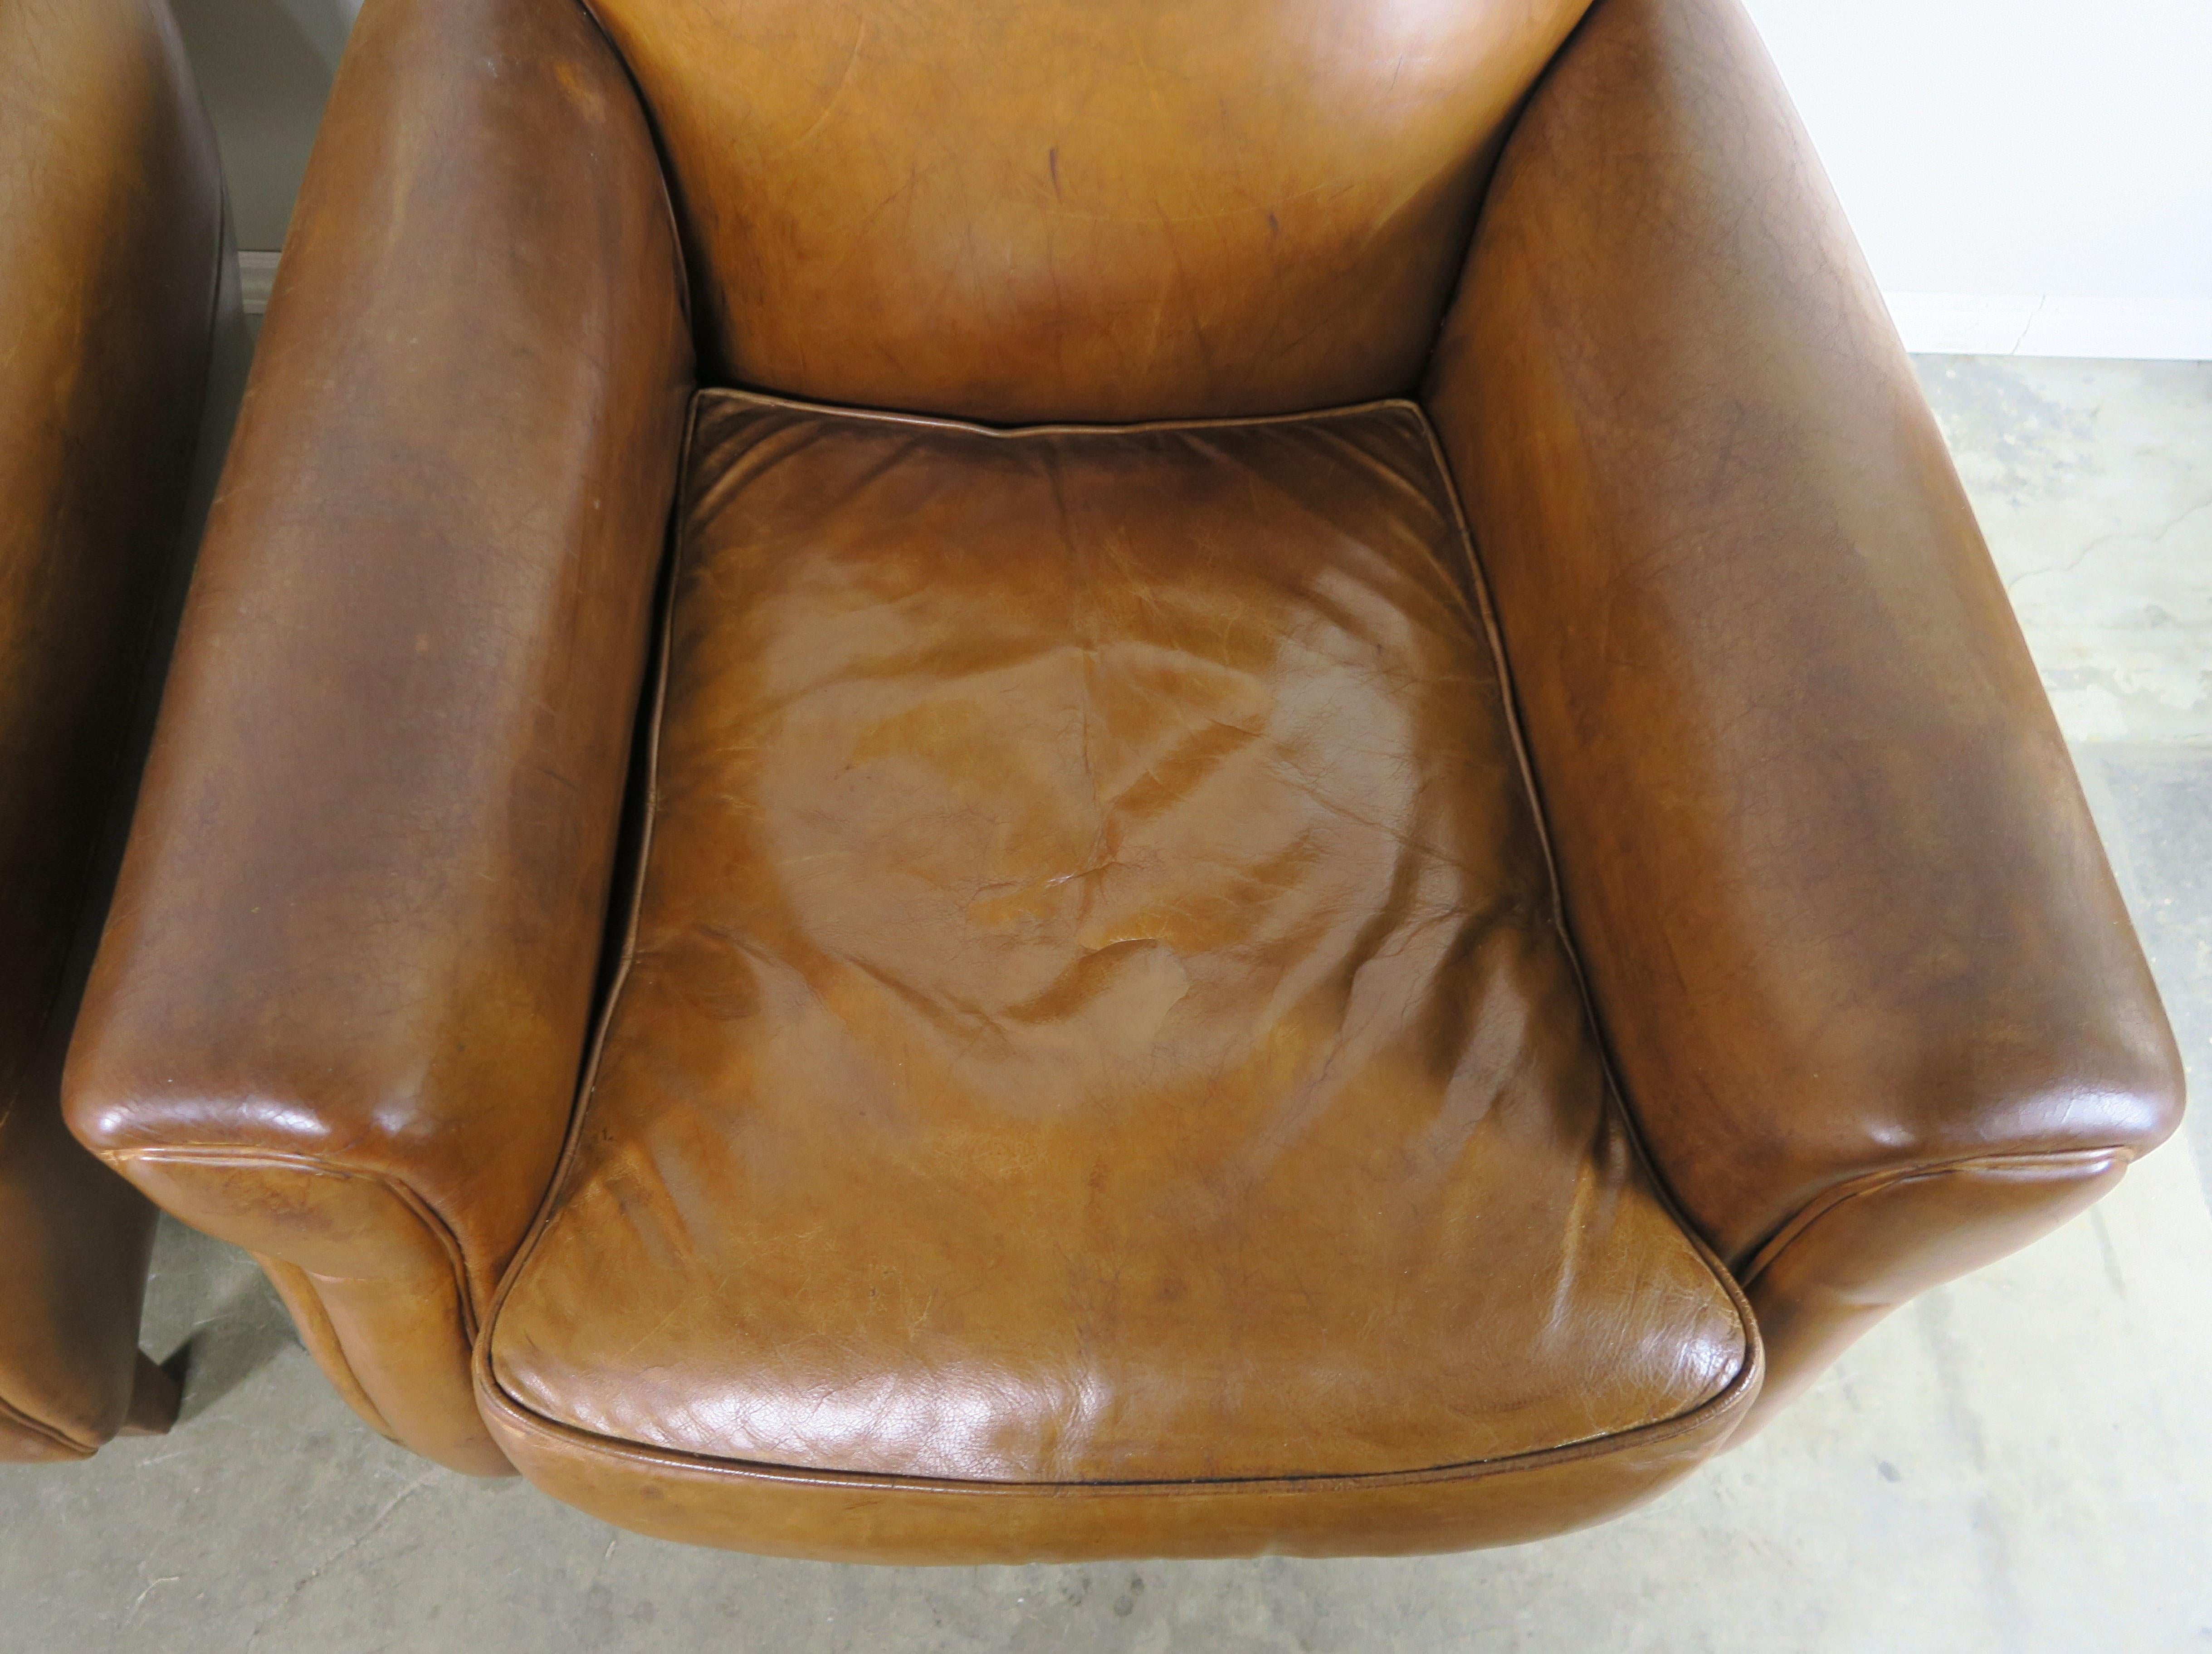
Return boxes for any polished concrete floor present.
[4,356,2208,1653]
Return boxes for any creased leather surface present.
[486,394,1750,1537]
[586,0,1590,423]
[63,0,693,1473]
[1423,0,2182,1412]
[0,0,224,1459]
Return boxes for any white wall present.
[1745,0,2212,358]
[172,0,354,251]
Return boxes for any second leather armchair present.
[0,0,242,1462]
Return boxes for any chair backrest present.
[590,0,1592,423]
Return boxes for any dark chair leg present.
[118,1349,181,1437]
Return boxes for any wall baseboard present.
[234,250,2207,361]
[239,250,280,315]
[1885,292,2212,360]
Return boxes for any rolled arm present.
[63,0,693,1472]
[1422,0,2182,1427]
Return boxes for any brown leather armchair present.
[65,0,2182,1556]
[0,0,241,1460]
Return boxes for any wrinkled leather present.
[0,0,227,1460]
[587,0,1590,423]
[479,393,1755,1554]
[1422,0,2183,1413]
[64,0,693,1475]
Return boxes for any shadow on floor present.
[142,1216,298,1422]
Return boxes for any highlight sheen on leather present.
[587,0,1589,421]
[479,393,1756,1556]
[62,0,2181,1556]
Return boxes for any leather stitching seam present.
[0,1389,95,1459]
[1739,1146,2136,1292]
[565,0,697,340]
[478,390,705,1407]
[102,1148,479,1345]
[1411,403,1764,1413]
[476,1347,1753,1497]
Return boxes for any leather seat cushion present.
[484,392,1752,1504]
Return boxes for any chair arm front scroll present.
[1422,0,2183,1430]
[63,0,694,1473]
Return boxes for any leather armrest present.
[63,0,693,1472]
[1422,0,2183,1428]
[0,0,230,1459]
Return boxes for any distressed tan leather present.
[1421,0,2183,1421]
[68,0,2180,1554]
[589,0,1590,423]
[64,0,694,1476]
[0,0,233,1460]
[476,394,1759,1555]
